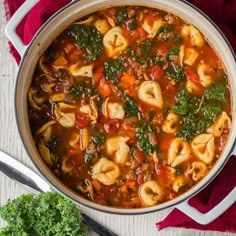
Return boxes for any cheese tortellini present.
[94,19,111,35]
[138,81,163,109]
[197,63,213,87]
[181,24,205,47]
[106,136,130,165]
[191,134,215,164]
[186,161,208,181]
[207,112,231,137]
[103,26,128,58]
[139,180,163,206]
[102,98,125,119]
[92,158,120,185]
[69,63,94,77]
[80,97,98,124]
[162,112,179,134]
[168,137,191,167]
[54,102,76,128]
[179,45,199,66]
[141,16,163,39]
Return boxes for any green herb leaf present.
[70,24,103,60]
[104,57,124,84]
[136,123,158,155]
[204,76,227,102]
[116,7,128,25]
[0,192,88,236]
[166,62,185,82]
[92,132,106,147]
[166,47,180,61]
[123,94,139,117]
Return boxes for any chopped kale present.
[123,94,139,117]
[115,7,128,25]
[84,153,94,165]
[127,19,138,30]
[173,89,222,141]
[166,62,185,82]
[104,57,125,84]
[70,24,103,60]
[47,135,61,152]
[204,76,227,102]
[92,132,106,147]
[166,47,180,61]
[136,123,158,155]
[69,82,96,98]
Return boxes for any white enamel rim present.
[6,0,236,219]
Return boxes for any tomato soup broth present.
[28,6,232,208]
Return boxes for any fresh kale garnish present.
[47,135,61,152]
[166,62,185,82]
[123,94,140,117]
[136,123,158,155]
[104,57,125,84]
[92,132,106,147]
[172,89,189,115]
[204,76,227,102]
[0,192,87,236]
[115,7,128,25]
[69,81,96,98]
[173,89,222,141]
[166,47,180,61]
[70,24,103,60]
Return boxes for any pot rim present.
[15,0,236,214]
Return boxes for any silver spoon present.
[0,150,118,236]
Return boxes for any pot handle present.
[176,186,236,224]
[5,0,40,58]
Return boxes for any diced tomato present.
[137,174,144,185]
[137,101,146,113]
[76,113,90,129]
[131,27,147,41]
[184,66,200,83]
[150,66,164,81]
[124,86,138,98]
[148,134,158,146]
[133,148,145,163]
[104,119,121,133]
[93,67,104,83]
[158,43,169,54]
[155,162,166,177]
[166,82,176,92]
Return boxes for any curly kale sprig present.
[0,192,87,236]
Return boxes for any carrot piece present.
[91,179,102,192]
[53,55,68,66]
[65,43,75,53]
[120,184,129,194]
[98,81,111,97]
[120,74,136,86]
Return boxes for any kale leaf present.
[173,89,222,141]
[70,24,103,60]
[70,81,96,98]
[92,132,106,147]
[123,94,139,117]
[0,192,87,236]
[136,123,158,155]
[166,62,185,82]
[115,7,128,25]
[104,57,125,84]
[166,47,180,61]
[204,76,227,102]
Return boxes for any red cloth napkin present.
[4,0,236,233]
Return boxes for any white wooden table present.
[0,1,235,235]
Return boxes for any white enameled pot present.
[5,0,236,224]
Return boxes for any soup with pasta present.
[28,6,232,208]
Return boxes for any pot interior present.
[15,0,236,214]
